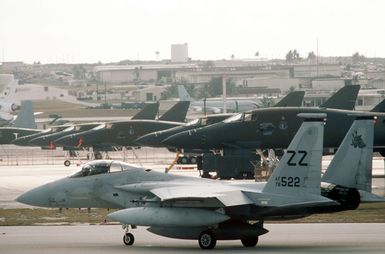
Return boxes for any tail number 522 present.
[275,176,301,187]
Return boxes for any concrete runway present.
[1,224,385,253]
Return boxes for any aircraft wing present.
[116,182,255,207]
[151,186,255,207]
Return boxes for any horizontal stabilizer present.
[359,190,385,203]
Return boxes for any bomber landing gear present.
[198,230,216,249]
[122,224,135,246]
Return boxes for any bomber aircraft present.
[54,101,190,149]
[135,90,305,148]
[161,106,385,157]
[17,113,384,249]
[11,102,160,147]
[178,85,259,114]
[136,85,358,148]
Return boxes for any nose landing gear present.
[122,224,135,246]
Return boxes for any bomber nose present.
[11,137,27,145]
[161,130,203,149]
[135,133,162,147]
[55,134,78,147]
[28,136,46,146]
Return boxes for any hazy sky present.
[1,0,385,64]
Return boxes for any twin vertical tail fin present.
[177,85,192,101]
[263,113,326,197]
[322,116,374,192]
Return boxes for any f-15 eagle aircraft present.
[17,114,383,249]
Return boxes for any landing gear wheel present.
[181,157,188,164]
[64,160,71,167]
[123,233,135,245]
[190,157,197,164]
[198,230,216,249]
[94,152,103,160]
[241,236,258,247]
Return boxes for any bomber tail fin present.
[177,85,192,101]
[370,98,385,112]
[274,91,305,107]
[11,100,37,129]
[131,102,159,120]
[322,116,374,192]
[263,113,325,197]
[159,101,190,122]
[320,85,360,110]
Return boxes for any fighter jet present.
[17,114,381,249]
[0,101,40,144]
[54,101,190,149]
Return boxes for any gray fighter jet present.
[17,114,382,249]
[0,100,39,144]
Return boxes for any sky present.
[1,0,385,64]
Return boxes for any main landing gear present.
[120,225,260,249]
[197,229,259,249]
[198,230,217,249]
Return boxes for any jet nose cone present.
[11,137,27,145]
[162,130,203,149]
[55,134,78,147]
[16,185,52,207]
[28,137,46,146]
[135,133,162,147]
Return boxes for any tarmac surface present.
[1,224,385,253]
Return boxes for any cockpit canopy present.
[70,160,144,178]
[223,111,257,123]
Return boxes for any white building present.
[171,43,189,63]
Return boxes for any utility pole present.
[222,76,227,113]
